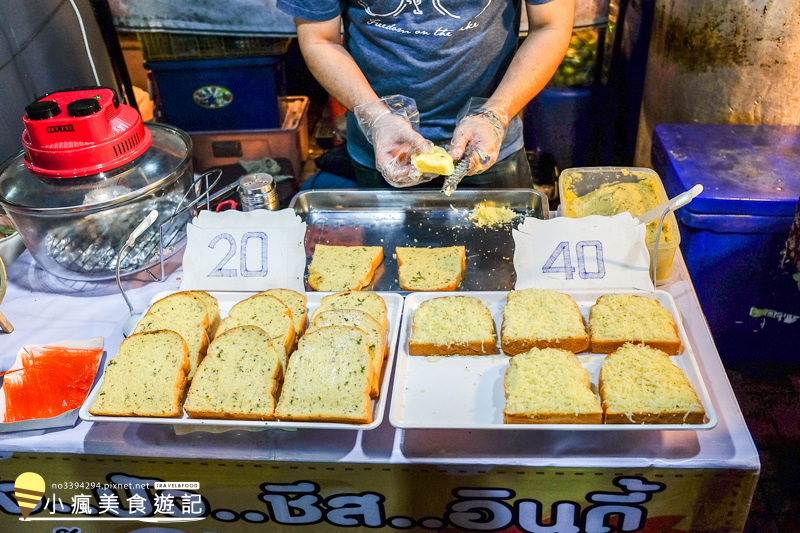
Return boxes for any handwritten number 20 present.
[208,232,268,278]
[542,240,605,280]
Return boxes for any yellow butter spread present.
[564,179,674,244]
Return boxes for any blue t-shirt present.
[278,0,554,168]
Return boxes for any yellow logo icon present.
[14,472,45,520]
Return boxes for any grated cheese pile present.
[468,203,518,228]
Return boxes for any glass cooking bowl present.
[0,123,196,281]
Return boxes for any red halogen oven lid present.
[22,87,152,178]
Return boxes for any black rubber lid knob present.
[25,100,61,120]
[66,98,101,117]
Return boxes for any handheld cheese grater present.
[441,150,471,196]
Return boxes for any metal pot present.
[0,122,195,281]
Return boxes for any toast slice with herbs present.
[89,330,189,418]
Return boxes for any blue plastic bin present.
[145,56,285,132]
[652,123,800,361]
[523,87,595,171]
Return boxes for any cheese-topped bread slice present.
[589,293,682,354]
[501,288,589,355]
[216,294,296,356]
[88,330,189,418]
[599,343,705,424]
[184,291,221,338]
[503,347,602,424]
[408,296,495,355]
[310,291,388,332]
[134,313,208,380]
[184,326,282,421]
[396,246,466,291]
[307,244,384,291]
[258,288,307,337]
[308,309,385,398]
[275,326,374,424]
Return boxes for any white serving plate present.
[1,337,104,433]
[80,291,403,431]
[390,290,718,431]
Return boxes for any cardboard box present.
[190,96,309,180]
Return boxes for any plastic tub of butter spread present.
[558,167,681,284]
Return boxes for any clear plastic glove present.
[448,97,509,176]
[354,95,435,188]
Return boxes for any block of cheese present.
[308,309,385,398]
[589,293,682,354]
[307,244,384,292]
[310,291,388,332]
[411,146,454,175]
[501,288,589,355]
[184,326,282,421]
[396,246,466,291]
[275,326,374,424]
[599,343,705,424]
[88,330,189,418]
[503,347,602,424]
[408,296,495,355]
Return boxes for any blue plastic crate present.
[523,87,595,171]
[145,56,285,132]
[652,123,800,361]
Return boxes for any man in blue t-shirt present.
[277,0,574,189]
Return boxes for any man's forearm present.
[295,18,379,111]
[485,0,575,124]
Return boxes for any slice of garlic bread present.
[599,343,704,424]
[184,326,282,421]
[501,288,589,355]
[307,245,384,291]
[275,326,373,424]
[408,296,495,356]
[89,330,189,418]
[396,246,466,291]
[504,347,602,424]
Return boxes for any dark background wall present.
[0,0,117,163]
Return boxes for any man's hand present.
[448,109,507,176]
[371,113,434,186]
[355,96,434,187]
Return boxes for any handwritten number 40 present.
[542,241,605,280]
[208,232,268,278]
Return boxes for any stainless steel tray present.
[290,189,549,292]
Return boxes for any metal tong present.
[441,149,472,197]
